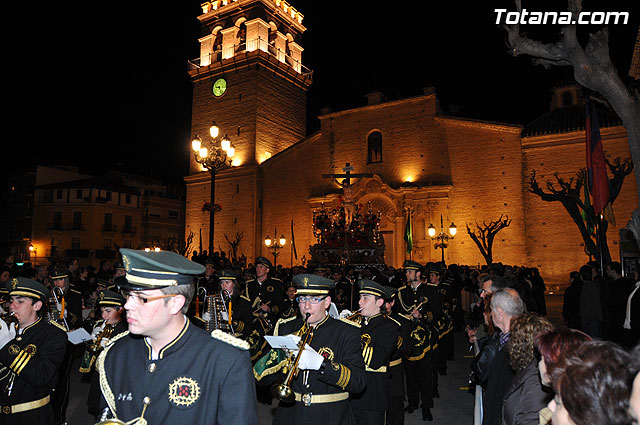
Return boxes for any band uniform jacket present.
[262,314,366,425]
[386,312,413,395]
[196,274,218,295]
[349,313,398,413]
[98,318,259,425]
[86,319,129,415]
[243,277,284,330]
[394,283,441,326]
[0,318,68,425]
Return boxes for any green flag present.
[404,210,413,253]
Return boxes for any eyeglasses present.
[123,291,178,304]
[296,296,327,304]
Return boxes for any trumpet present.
[0,312,18,330]
[271,313,313,403]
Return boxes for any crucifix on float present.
[322,163,372,229]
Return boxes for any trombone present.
[271,313,313,403]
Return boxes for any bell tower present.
[185,0,312,259]
[188,0,312,169]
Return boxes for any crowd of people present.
[0,250,638,424]
[469,260,640,425]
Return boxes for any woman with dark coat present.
[500,313,554,425]
[562,271,582,329]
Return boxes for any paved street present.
[65,295,564,424]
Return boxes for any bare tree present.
[466,215,512,266]
[529,157,632,264]
[500,1,640,217]
[224,231,244,262]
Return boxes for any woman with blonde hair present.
[501,312,554,425]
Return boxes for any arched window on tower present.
[562,91,573,106]
[367,131,383,164]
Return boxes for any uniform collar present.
[362,312,382,325]
[144,316,190,360]
[20,317,41,334]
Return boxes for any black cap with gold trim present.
[119,248,206,290]
[8,277,51,302]
[402,260,422,271]
[49,266,69,280]
[97,290,125,307]
[255,256,273,269]
[358,279,386,297]
[216,269,238,281]
[382,285,398,301]
[292,273,335,295]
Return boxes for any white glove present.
[0,319,17,349]
[339,309,353,319]
[202,312,211,321]
[294,344,325,371]
[100,337,110,348]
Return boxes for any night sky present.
[8,1,638,184]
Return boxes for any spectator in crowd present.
[605,262,634,344]
[562,271,583,329]
[535,327,592,424]
[501,313,554,425]
[628,344,640,424]
[548,340,633,425]
[623,268,640,348]
[482,288,525,425]
[578,264,603,338]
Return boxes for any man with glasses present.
[349,279,398,425]
[255,273,366,425]
[97,248,259,424]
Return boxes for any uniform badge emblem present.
[361,333,371,347]
[8,345,20,355]
[266,285,274,293]
[25,344,37,355]
[317,347,334,361]
[168,376,201,408]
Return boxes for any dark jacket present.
[482,335,514,425]
[471,331,500,388]
[501,360,552,425]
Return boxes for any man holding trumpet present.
[254,273,366,425]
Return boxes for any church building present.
[185,0,638,284]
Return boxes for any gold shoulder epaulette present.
[340,317,361,328]
[398,313,413,321]
[49,321,67,331]
[105,330,130,348]
[387,315,401,327]
[245,279,256,284]
[211,329,250,350]
[271,277,282,281]
[70,288,81,294]
[274,315,297,336]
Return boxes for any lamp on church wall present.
[428,215,457,264]
[192,121,236,254]
[264,228,286,267]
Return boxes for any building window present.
[72,211,82,230]
[106,191,112,201]
[562,91,573,106]
[76,189,83,199]
[56,189,63,199]
[52,211,62,230]
[124,215,133,233]
[367,131,383,164]
[125,194,131,204]
[168,210,179,220]
[104,213,113,231]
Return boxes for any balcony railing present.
[188,38,313,81]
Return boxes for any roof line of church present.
[434,115,522,133]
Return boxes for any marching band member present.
[97,248,259,424]
[0,278,67,424]
[254,273,366,425]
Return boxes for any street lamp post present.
[192,121,236,255]
[29,243,37,266]
[264,228,286,267]
[427,215,457,264]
